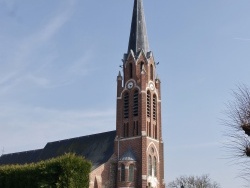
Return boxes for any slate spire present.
[127,0,149,55]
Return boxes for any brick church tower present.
[114,0,165,187]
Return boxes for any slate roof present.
[0,130,116,170]
[127,0,149,55]
[0,149,43,165]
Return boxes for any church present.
[0,0,165,187]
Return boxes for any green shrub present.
[0,153,91,188]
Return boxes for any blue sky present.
[1,0,250,187]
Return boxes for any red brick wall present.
[89,155,117,188]
[115,51,165,188]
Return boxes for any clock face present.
[149,83,154,90]
[127,81,134,89]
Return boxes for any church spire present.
[127,0,149,55]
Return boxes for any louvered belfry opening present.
[147,90,151,117]
[124,92,129,118]
[133,90,138,116]
[153,94,157,120]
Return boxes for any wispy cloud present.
[23,49,93,89]
[234,37,250,41]
[0,104,115,154]
[0,0,78,94]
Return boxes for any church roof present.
[127,0,149,55]
[0,130,116,170]
[0,149,43,165]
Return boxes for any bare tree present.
[223,85,250,182]
[167,174,220,188]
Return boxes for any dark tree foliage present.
[167,174,220,188]
[0,153,91,188]
[223,85,250,183]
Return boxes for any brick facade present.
[114,51,165,188]
[88,51,165,188]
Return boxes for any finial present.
[156,74,161,83]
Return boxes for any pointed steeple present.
[127,0,149,55]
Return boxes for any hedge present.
[0,153,91,188]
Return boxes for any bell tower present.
[114,0,165,187]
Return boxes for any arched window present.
[124,92,129,118]
[153,95,157,120]
[148,155,152,176]
[140,62,144,72]
[129,164,134,182]
[133,90,138,116]
[147,91,151,117]
[150,64,154,80]
[121,164,125,181]
[153,156,157,177]
[129,63,133,78]
[94,177,98,188]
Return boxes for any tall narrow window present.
[94,178,98,188]
[147,91,151,117]
[153,94,157,120]
[129,63,133,78]
[133,90,138,116]
[121,164,125,181]
[153,157,157,177]
[148,155,152,176]
[124,93,129,118]
[140,62,144,72]
[150,64,154,80]
[149,123,151,137]
[129,164,134,182]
